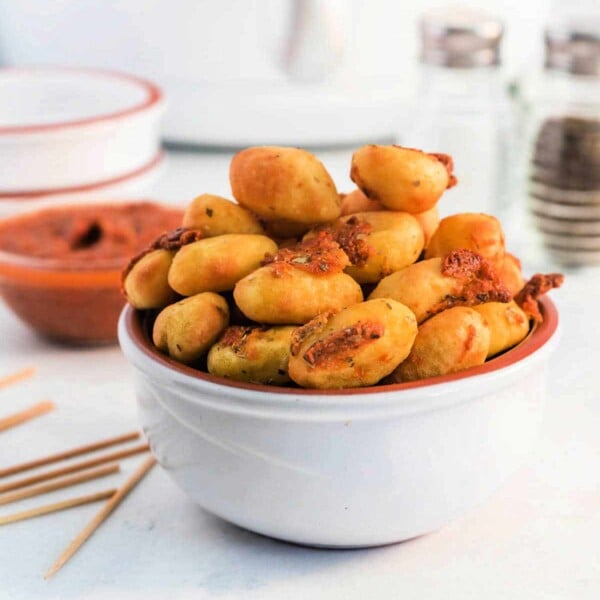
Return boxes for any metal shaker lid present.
[545,19,600,76]
[420,6,503,68]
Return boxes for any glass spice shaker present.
[401,7,516,220]
[522,20,600,269]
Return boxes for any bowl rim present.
[0,66,163,136]
[0,151,164,201]
[119,297,559,399]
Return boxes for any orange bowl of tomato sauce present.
[0,201,183,344]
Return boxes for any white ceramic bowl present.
[119,299,559,548]
[0,67,164,195]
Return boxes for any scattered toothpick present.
[0,443,149,494]
[0,431,141,478]
[0,367,36,391]
[45,456,156,579]
[0,370,156,580]
[0,489,116,526]
[0,400,55,433]
[0,463,120,506]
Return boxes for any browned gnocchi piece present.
[168,234,278,296]
[123,248,177,309]
[288,298,418,389]
[425,213,506,266]
[182,194,264,236]
[307,211,424,284]
[235,259,362,325]
[350,145,456,213]
[369,249,511,323]
[414,205,440,248]
[340,192,438,247]
[121,141,564,390]
[230,146,341,223]
[233,234,363,324]
[234,268,363,325]
[340,189,384,215]
[497,253,525,296]
[390,306,490,383]
[153,292,229,364]
[207,325,296,385]
[259,218,312,240]
[473,301,530,358]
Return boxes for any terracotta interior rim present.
[122,296,559,396]
[0,66,163,135]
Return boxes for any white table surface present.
[1,150,599,600]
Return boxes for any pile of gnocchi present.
[123,145,563,390]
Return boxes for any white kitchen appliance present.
[0,0,408,146]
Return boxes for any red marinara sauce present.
[0,202,183,344]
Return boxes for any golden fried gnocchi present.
[340,193,438,247]
[259,218,312,240]
[308,211,424,284]
[425,213,506,266]
[350,145,456,213]
[122,141,564,390]
[153,292,229,364]
[340,189,384,215]
[182,194,264,236]
[369,249,511,323]
[168,234,277,296]
[414,205,440,248]
[207,325,295,385]
[390,307,490,383]
[123,249,177,309]
[288,298,418,389]
[123,227,203,309]
[497,252,525,296]
[234,268,362,324]
[473,301,530,358]
[230,146,341,223]
[233,234,363,324]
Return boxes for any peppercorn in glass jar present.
[523,19,600,268]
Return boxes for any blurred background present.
[0,0,598,267]
[0,0,593,144]
[1,5,599,595]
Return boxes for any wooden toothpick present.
[0,489,116,526]
[45,456,156,579]
[0,463,119,506]
[0,400,55,433]
[0,367,36,391]
[0,431,141,478]
[0,443,149,494]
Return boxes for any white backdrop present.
[0,0,595,144]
